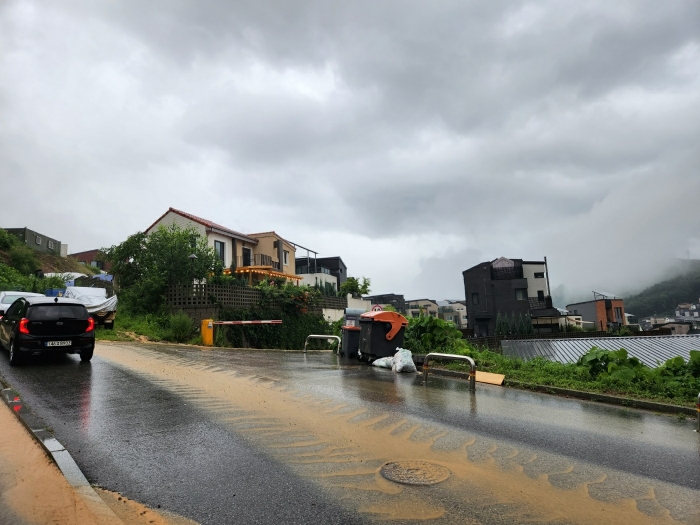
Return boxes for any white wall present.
[348,296,371,311]
[207,232,233,268]
[523,263,548,297]
[147,211,207,237]
[299,273,337,291]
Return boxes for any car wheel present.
[80,348,94,362]
[9,339,21,366]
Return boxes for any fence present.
[166,284,348,322]
[465,329,673,352]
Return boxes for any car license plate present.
[45,341,71,347]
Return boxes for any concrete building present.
[4,227,66,257]
[364,293,406,314]
[406,299,439,317]
[566,292,627,331]
[462,257,558,336]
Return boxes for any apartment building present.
[462,257,558,336]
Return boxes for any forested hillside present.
[625,260,700,317]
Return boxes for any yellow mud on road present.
[98,344,699,524]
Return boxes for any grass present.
[440,346,699,408]
[94,313,202,346]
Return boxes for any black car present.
[0,296,95,365]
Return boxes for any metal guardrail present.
[304,335,341,354]
[423,353,476,391]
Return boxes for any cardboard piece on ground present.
[475,371,505,385]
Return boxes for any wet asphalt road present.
[1,342,699,524]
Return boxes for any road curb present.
[0,377,123,523]
[426,367,696,416]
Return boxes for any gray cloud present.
[1,0,698,302]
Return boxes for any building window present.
[283,250,289,266]
[614,307,623,322]
[537,290,545,300]
[48,241,55,249]
[471,293,479,305]
[214,241,225,263]
[35,236,42,245]
[534,272,544,278]
[515,288,527,301]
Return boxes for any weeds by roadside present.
[442,346,700,407]
[94,312,202,346]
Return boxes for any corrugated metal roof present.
[501,335,700,367]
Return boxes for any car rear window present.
[1,295,22,304]
[28,305,88,320]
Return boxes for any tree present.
[339,276,371,298]
[103,225,223,314]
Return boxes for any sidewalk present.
[0,400,123,524]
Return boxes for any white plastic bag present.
[392,348,417,373]
[372,356,395,369]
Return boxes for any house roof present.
[145,208,258,243]
[247,231,296,251]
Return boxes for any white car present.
[0,292,45,319]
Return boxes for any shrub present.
[9,245,39,275]
[168,311,195,343]
[403,315,466,354]
[0,229,17,251]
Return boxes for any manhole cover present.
[380,460,450,486]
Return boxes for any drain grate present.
[380,460,450,486]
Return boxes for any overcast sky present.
[2,0,699,305]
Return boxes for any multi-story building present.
[295,256,347,292]
[145,208,301,284]
[406,299,439,317]
[676,302,699,320]
[364,293,406,314]
[463,257,558,336]
[566,292,627,332]
[437,300,468,328]
[4,227,66,257]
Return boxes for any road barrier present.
[213,320,283,325]
[304,335,341,354]
[423,353,476,392]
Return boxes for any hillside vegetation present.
[0,229,99,291]
[624,260,700,317]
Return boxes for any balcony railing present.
[235,254,280,270]
[295,265,331,275]
[491,266,524,280]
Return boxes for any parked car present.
[0,292,45,319]
[0,296,95,365]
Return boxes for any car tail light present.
[19,318,30,334]
[86,317,95,332]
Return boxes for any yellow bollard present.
[201,319,214,346]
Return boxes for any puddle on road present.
[99,345,700,524]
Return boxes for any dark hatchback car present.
[0,296,95,365]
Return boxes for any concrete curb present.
[0,377,123,523]
[426,367,696,416]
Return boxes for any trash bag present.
[372,356,395,369]
[392,348,417,373]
